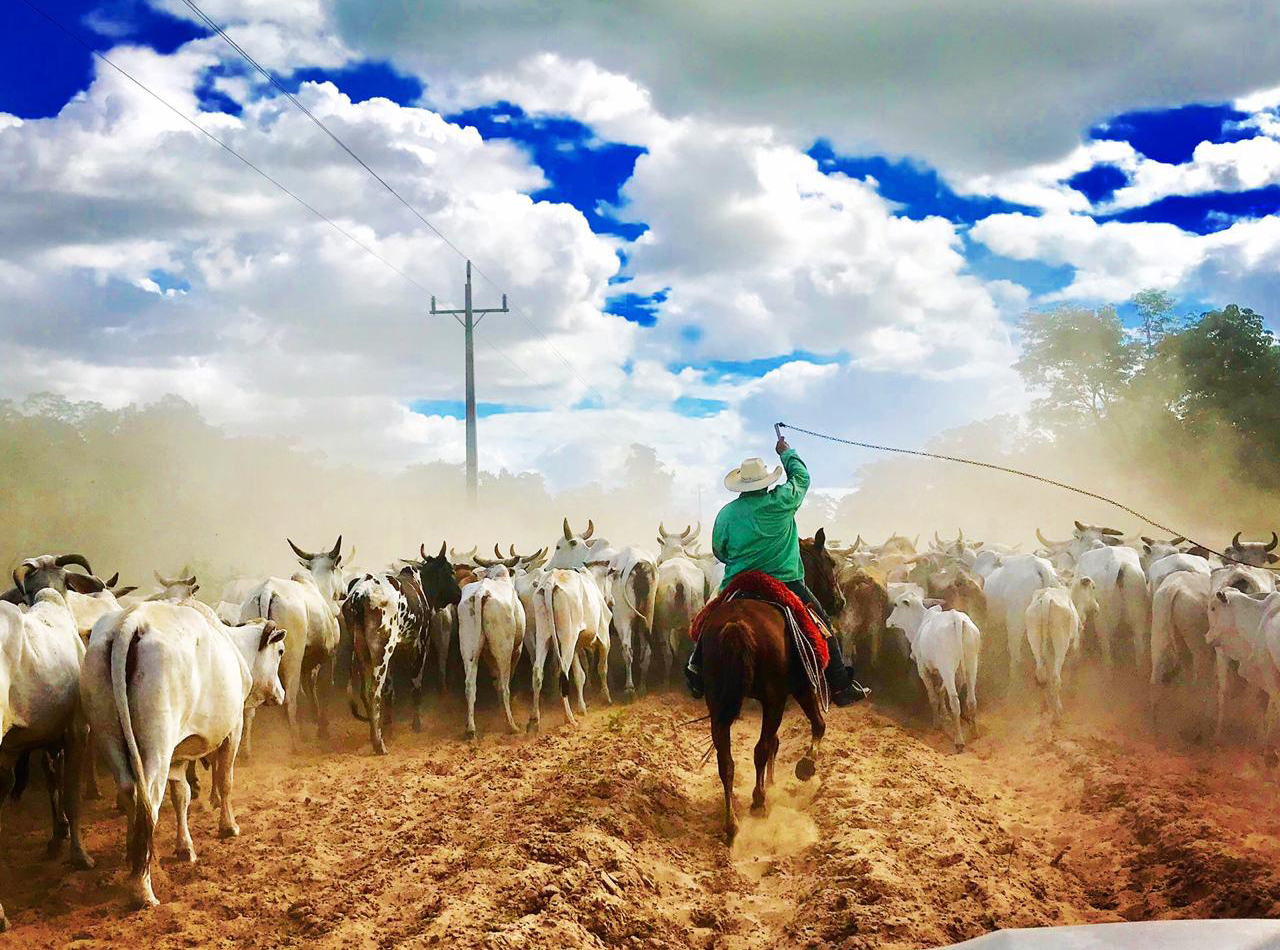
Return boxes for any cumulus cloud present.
[327,0,1280,174]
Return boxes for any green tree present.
[1131,288,1176,354]
[1015,305,1137,432]
[1164,304,1280,479]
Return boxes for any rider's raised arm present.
[770,448,810,513]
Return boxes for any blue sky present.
[3,0,1280,491]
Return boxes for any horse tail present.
[707,619,755,729]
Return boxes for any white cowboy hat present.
[724,457,783,493]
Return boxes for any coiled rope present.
[776,421,1269,570]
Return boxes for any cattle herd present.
[2,516,1279,927]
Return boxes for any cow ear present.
[1270,554,1280,564]
[1216,590,1228,603]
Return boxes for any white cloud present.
[326,0,1280,174]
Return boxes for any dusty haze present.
[2,393,1272,596]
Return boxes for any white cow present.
[653,555,706,687]
[983,555,1059,681]
[1024,578,1097,723]
[457,564,526,738]
[604,547,658,698]
[656,522,700,563]
[216,576,261,624]
[1211,564,1277,596]
[81,601,285,908]
[1206,588,1280,745]
[1147,553,1211,598]
[1073,546,1149,671]
[886,592,981,750]
[238,539,345,753]
[1149,571,1214,734]
[529,568,611,731]
[0,590,94,930]
[66,588,124,640]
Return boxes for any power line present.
[181,0,607,404]
[18,0,435,299]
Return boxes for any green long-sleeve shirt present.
[712,448,810,589]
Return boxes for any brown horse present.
[799,527,847,619]
[700,598,826,844]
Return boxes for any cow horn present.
[155,571,174,587]
[1101,526,1124,537]
[934,531,943,546]
[54,553,92,574]
[1170,536,1186,546]
[563,518,573,541]
[1269,532,1279,552]
[503,555,521,568]
[583,520,595,540]
[105,571,119,588]
[420,543,429,561]
[958,528,964,542]
[658,522,669,539]
[683,522,699,542]
[474,554,499,567]
[1141,536,1155,546]
[115,585,138,597]
[853,535,864,551]
[1036,528,1063,548]
[1233,532,1243,548]
[495,543,504,558]
[287,539,316,561]
[13,561,36,594]
[328,536,343,561]
[184,576,197,587]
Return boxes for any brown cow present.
[834,564,890,666]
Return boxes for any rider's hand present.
[775,437,789,455]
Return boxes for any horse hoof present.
[725,825,738,846]
[464,728,476,741]
[45,838,65,859]
[954,742,966,754]
[795,757,816,782]
[176,848,197,864]
[750,801,766,817]
[219,823,240,839]
[374,744,388,756]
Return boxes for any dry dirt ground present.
[5,678,1280,949]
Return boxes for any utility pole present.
[431,260,508,505]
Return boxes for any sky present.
[3,0,1280,512]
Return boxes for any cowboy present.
[685,434,869,706]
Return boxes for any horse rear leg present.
[752,700,784,815]
[712,720,737,844]
[793,687,826,782]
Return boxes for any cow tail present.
[111,617,154,871]
[541,584,572,696]
[708,620,754,728]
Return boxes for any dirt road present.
[5,685,1280,949]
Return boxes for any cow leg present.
[793,684,826,782]
[63,724,93,871]
[942,674,966,752]
[571,652,588,717]
[712,720,737,845]
[283,653,304,752]
[462,651,480,740]
[1214,651,1234,745]
[41,750,69,858]
[497,645,519,735]
[314,658,334,742]
[1191,645,1215,739]
[215,736,240,838]
[596,638,613,707]
[528,633,548,734]
[84,728,102,801]
[168,773,196,863]
[433,612,451,694]
[240,707,257,761]
[367,673,387,756]
[752,700,784,816]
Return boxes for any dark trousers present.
[689,578,852,690]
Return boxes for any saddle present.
[691,570,829,670]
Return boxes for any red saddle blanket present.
[691,570,829,670]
